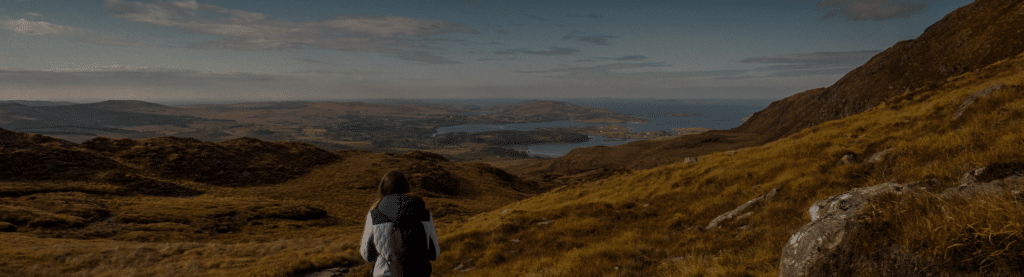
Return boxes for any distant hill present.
[0,102,211,140]
[479,100,647,124]
[68,100,178,113]
[0,100,78,106]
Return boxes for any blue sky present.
[0,0,973,102]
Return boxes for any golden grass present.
[5,52,1024,277]
[0,145,544,276]
[860,187,1024,274]
[431,53,1024,276]
[0,232,363,277]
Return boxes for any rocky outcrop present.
[836,154,855,166]
[706,188,778,229]
[781,167,1024,277]
[952,84,1004,120]
[863,148,892,164]
[779,183,919,277]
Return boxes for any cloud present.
[0,69,352,101]
[295,58,324,64]
[294,69,379,75]
[564,32,616,46]
[615,55,648,61]
[517,62,748,81]
[494,47,579,56]
[0,18,78,35]
[0,18,146,47]
[741,50,879,77]
[579,55,648,62]
[25,12,44,17]
[518,62,663,73]
[104,0,478,63]
[814,0,940,21]
[742,50,879,68]
[0,51,13,63]
[566,13,602,19]
[522,13,550,22]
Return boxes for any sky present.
[0,0,974,102]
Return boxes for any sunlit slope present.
[0,133,543,276]
[738,0,1024,142]
[429,51,1024,276]
[525,0,1024,187]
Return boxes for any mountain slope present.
[430,49,1024,277]
[738,0,1024,142]
[424,1,1024,276]
[525,0,1024,185]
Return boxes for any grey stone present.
[781,174,1024,277]
[706,188,778,229]
[780,183,915,277]
[864,148,892,164]
[837,154,856,166]
[952,84,1003,120]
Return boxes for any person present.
[360,171,441,277]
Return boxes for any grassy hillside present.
[4,1,1024,276]
[739,0,1024,142]
[425,50,1024,276]
[0,133,544,276]
[523,0,1024,188]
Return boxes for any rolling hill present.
[3,0,1024,276]
[0,129,544,276]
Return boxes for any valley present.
[3,0,1024,276]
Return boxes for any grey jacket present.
[359,194,440,277]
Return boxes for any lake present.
[435,98,771,158]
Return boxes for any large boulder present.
[781,170,1024,277]
[779,183,920,277]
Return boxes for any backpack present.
[382,212,431,277]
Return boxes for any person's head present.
[378,170,410,197]
[372,170,410,209]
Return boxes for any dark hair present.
[372,170,410,209]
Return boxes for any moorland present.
[4,0,1024,276]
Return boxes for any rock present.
[780,183,916,277]
[706,188,778,229]
[864,150,888,165]
[952,84,1003,120]
[305,265,363,277]
[683,157,698,163]
[945,168,1024,199]
[781,174,1024,277]
[836,154,856,166]
[974,162,1024,183]
[454,258,476,272]
[957,166,987,187]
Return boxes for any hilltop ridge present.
[524,0,1024,185]
[739,0,1024,141]
[69,100,177,112]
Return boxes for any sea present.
[431,98,772,158]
